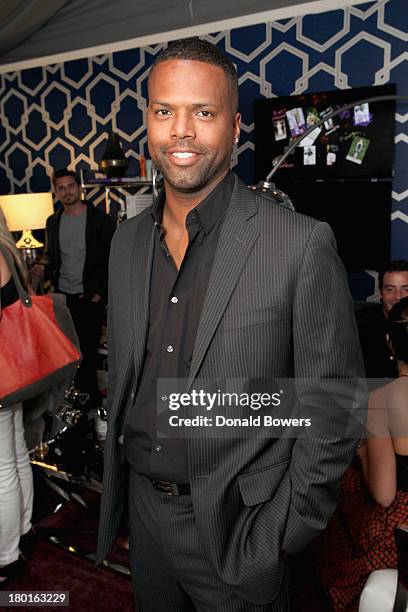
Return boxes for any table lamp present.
[0,192,54,249]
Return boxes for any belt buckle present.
[154,480,179,496]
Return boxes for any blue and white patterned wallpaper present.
[0,0,407,297]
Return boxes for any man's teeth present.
[172,152,196,158]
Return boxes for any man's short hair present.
[148,37,239,111]
[379,260,408,288]
[52,169,80,188]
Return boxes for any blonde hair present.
[0,206,28,285]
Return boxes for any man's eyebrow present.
[191,102,217,108]
[149,100,217,108]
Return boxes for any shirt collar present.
[151,171,234,234]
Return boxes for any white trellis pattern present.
[0,0,406,294]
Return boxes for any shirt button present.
[154,445,162,452]
[166,345,174,353]
[171,296,178,304]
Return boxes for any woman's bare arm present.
[363,386,397,507]
[0,250,11,288]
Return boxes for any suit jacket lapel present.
[188,179,259,388]
[131,213,155,376]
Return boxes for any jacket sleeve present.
[37,216,54,290]
[95,213,116,300]
[282,221,366,555]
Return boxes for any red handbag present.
[0,245,81,408]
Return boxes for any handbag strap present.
[0,243,32,312]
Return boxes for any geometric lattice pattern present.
[0,0,407,297]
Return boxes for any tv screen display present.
[254,84,396,181]
[275,180,391,271]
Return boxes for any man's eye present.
[156,109,171,116]
[197,110,213,118]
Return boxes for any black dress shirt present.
[124,172,234,482]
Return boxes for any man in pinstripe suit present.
[97,38,365,610]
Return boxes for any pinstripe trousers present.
[128,470,291,612]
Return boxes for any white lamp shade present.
[0,193,54,232]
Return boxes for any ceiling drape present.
[0,0,311,67]
[0,0,69,58]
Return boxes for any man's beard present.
[62,195,78,205]
[155,147,228,194]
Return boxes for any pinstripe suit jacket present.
[96,174,364,605]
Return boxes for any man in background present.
[357,260,408,378]
[33,169,115,408]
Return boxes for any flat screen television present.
[275,179,391,271]
[254,84,396,181]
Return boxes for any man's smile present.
[172,152,196,158]
[165,149,202,166]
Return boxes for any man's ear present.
[233,112,241,142]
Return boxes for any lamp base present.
[16,230,44,249]
[247,181,294,210]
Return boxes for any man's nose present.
[171,112,195,140]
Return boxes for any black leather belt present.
[151,479,191,496]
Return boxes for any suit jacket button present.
[118,435,124,445]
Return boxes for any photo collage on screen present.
[256,84,396,181]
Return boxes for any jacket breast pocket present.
[237,460,290,507]
[218,305,286,333]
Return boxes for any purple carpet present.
[0,487,134,612]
